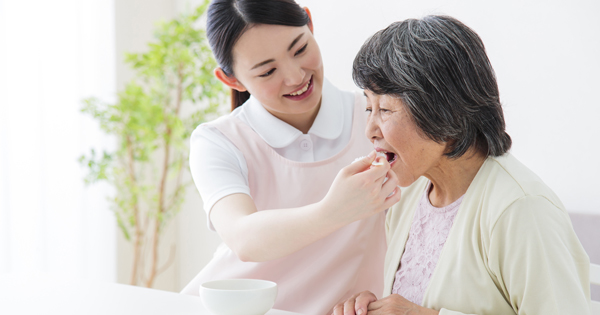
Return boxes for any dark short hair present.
[207,0,310,110]
[352,15,511,158]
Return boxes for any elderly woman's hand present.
[332,291,377,315]
[332,291,440,315]
[366,294,440,315]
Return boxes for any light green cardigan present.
[384,154,591,315]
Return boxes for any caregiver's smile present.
[283,75,314,100]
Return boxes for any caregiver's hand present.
[320,150,401,227]
[333,291,440,315]
[210,150,400,263]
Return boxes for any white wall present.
[298,0,600,214]
[0,0,117,281]
[114,0,600,292]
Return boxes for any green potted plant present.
[80,0,227,288]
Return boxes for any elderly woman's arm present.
[439,196,590,315]
[484,195,590,315]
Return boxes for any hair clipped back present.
[207,0,310,110]
[353,15,511,158]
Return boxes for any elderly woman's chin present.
[387,145,451,188]
[397,178,419,188]
[390,166,420,188]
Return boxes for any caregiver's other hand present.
[367,294,440,315]
[332,290,377,315]
[321,151,401,226]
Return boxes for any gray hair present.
[352,15,511,158]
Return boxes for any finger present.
[333,303,343,315]
[382,172,402,206]
[372,157,391,186]
[344,151,377,175]
[369,151,388,166]
[382,185,402,208]
[355,291,378,315]
[343,297,356,315]
[380,169,398,197]
[367,298,385,311]
[354,156,390,184]
[368,294,408,311]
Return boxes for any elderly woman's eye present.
[365,108,372,113]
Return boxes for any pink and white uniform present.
[182,79,386,315]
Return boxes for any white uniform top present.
[189,78,356,230]
[182,80,386,315]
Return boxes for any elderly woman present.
[333,16,591,315]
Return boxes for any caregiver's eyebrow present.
[250,33,305,70]
[288,33,305,51]
[251,59,275,70]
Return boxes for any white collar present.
[243,78,344,148]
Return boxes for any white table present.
[0,273,303,315]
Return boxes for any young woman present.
[180,1,402,314]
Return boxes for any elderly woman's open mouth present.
[376,148,398,166]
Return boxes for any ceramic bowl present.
[200,279,277,315]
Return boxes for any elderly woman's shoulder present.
[386,154,568,235]
[471,153,568,229]
[482,154,564,208]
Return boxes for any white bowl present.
[200,279,278,315]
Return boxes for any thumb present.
[345,151,377,175]
[356,291,378,315]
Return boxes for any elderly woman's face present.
[364,90,448,187]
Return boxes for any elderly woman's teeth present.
[289,81,310,96]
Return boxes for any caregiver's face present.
[364,90,447,187]
[230,23,324,119]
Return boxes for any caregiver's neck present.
[425,148,487,208]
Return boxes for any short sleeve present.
[189,124,251,231]
[487,195,591,315]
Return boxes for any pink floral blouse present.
[391,181,464,305]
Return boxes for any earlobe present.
[214,67,247,92]
[303,7,314,33]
